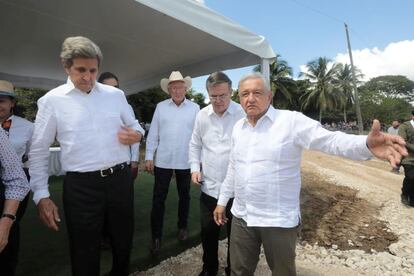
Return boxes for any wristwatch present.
[1,213,16,222]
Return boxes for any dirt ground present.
[300,169,397,253]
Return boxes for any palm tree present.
[300,57,341,122]
[254,55,298,109]
[333,63,363,122]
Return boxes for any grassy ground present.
[16,173,204,275]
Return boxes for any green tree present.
[254,55,298,109]
[359,88,412,125]
[14,87,48,122]
[333,63,363,122]
[127,87,168,123]
[300,57,341,122]
[186,88,207,109]
[362,75,414,101]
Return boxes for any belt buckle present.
[100,167,114,177]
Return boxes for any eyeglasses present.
[209,94,229,101]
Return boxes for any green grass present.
[17,173,203,275]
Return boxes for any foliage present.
[254,55,298,110]
[127,87,169,123]
[14,87,48,122]
[359,87,412,125]
[361,75,414,101]
[333,63,363,122]
[186,88,207,109]
[231,89,240,103]
[300,57,341,122]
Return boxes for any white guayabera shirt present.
[218,105,372,228]
[145,98,200,169]
[29,79,145,204]
[188,101,245,199]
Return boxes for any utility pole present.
[344,23,364,133]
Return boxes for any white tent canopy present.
[0,0,275,95]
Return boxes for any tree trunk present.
[343,107,347,123]
[319,109,322,123]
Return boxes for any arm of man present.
[189,112,203,185]
[29,97,61,231]
[144,105,160,174]
[130,142,140,180]
[0,130,30,252]
[294,113,406,166]
[118,100,144,145]
[214,137,236,226]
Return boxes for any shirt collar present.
[207,101,237,117]
[242,105,276,127]
[64,77,98,95]
[168,98,188,107]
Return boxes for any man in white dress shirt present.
[213,73,407,276]
[189,72,244,276]
[145,71,200,255]
[29,36,144,276]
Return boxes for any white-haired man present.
[145,71,199,255]
[214,73,407,276]
[29,36,144,276]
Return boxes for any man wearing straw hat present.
[145,71,200,255]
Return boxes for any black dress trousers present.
[63,166,133,276]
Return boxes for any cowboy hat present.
[160,71,192,94]
[0,80,16,98]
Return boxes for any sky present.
[190,0,414,97]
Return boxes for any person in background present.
[29,36,144,276]
[145,71,199,255]
[98,72,140,180]
[214,73,407,276]
[0,128,30,275]
[189,72,244,276]
[0,80,33,275]
[398,112,414,207]
[388,119,401,173]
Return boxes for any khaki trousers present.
[230,216,298,276]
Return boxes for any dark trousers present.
[402,165,414,197]
[151,166,191,240]
[63,167,134,276]
[0,168,30,276]
[200,192,233,275]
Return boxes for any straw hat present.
[0,80,15,98]
[160,71,192,94]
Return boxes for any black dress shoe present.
[178,228,188,241]
[149,238,161,255]
[401,194,414,207]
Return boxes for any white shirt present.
[387,126,399,135]
[29,79,145,204]
[188,101,244,198]
[218,106,372,228]
[127,104,140,163]
[145,98,199,169]
[2,115,33,167]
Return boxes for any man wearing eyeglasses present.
[189,72,244,276]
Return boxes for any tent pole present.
[261,58,271,89]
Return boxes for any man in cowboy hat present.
[145,71,200,255]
